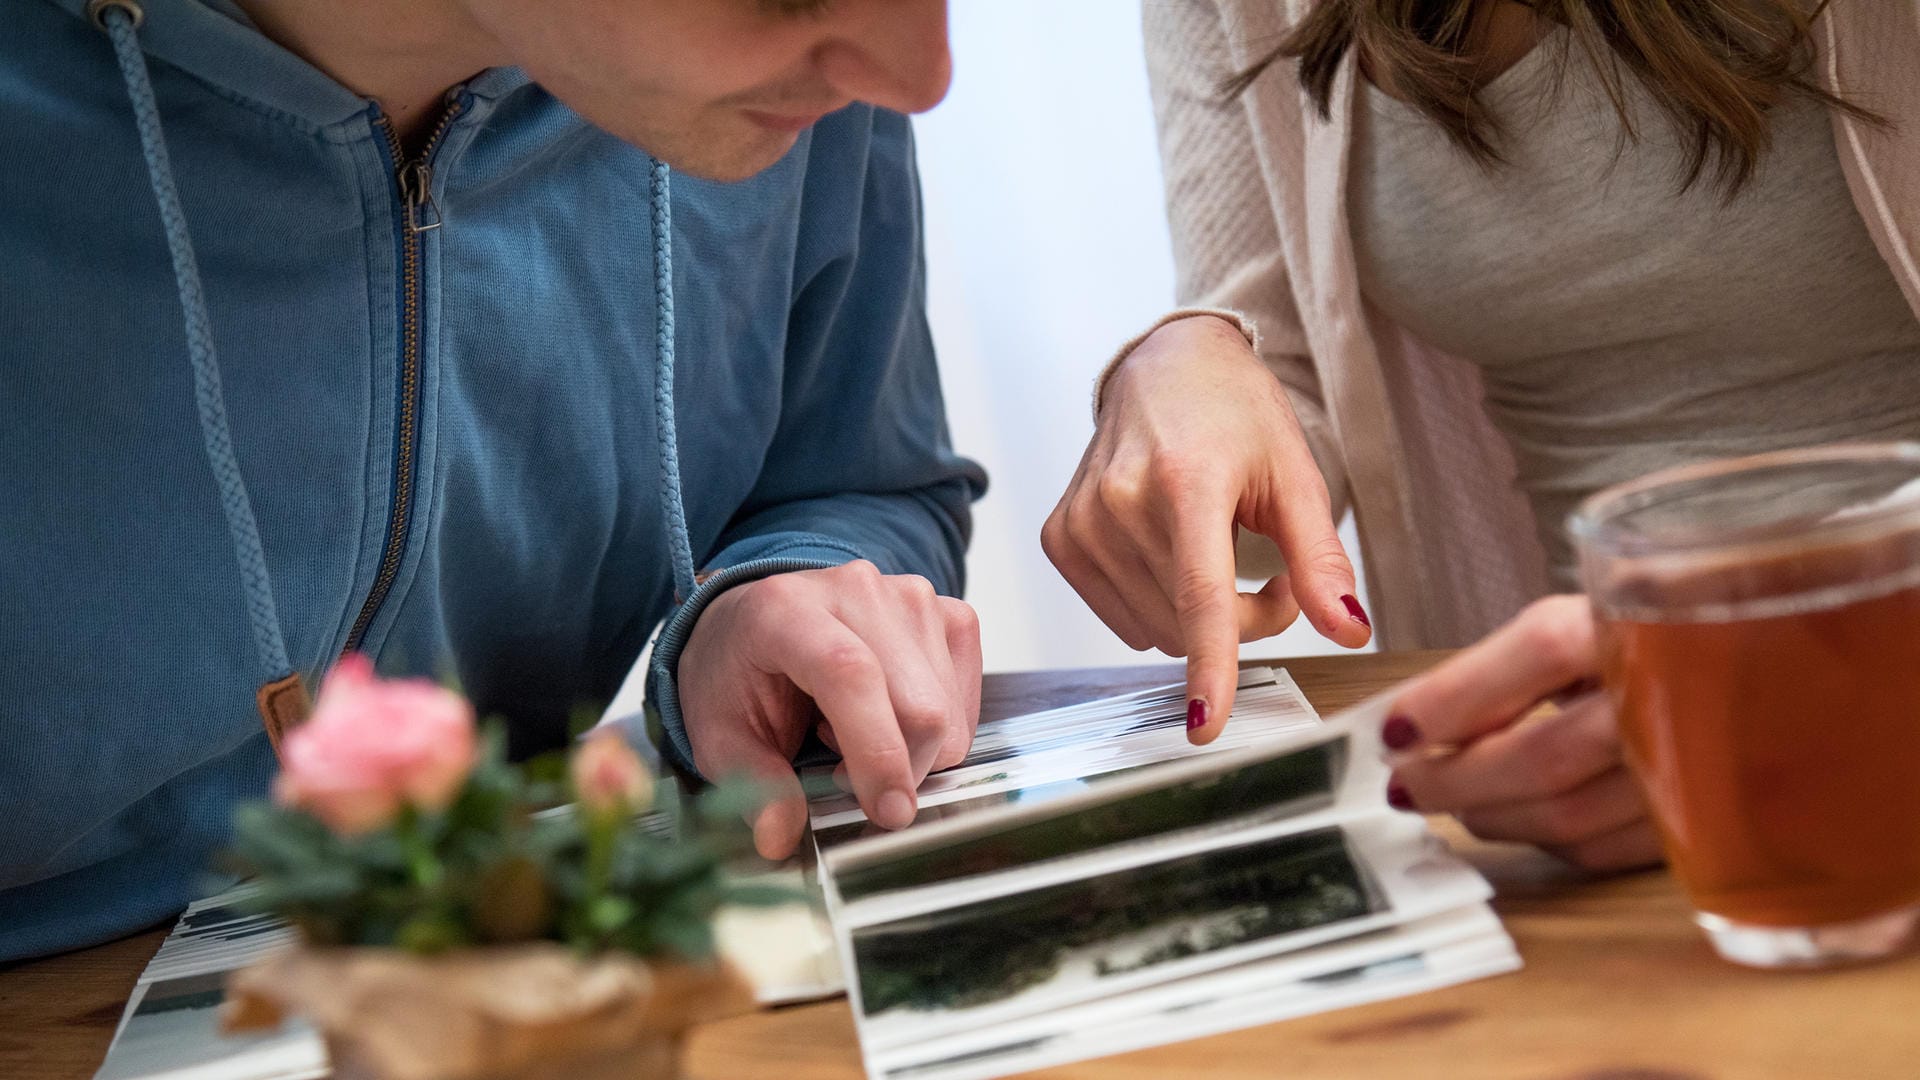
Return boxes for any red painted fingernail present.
[1387,783,1415,812]
[1382,714,1421,751]
[1187,698,1208,732]
[1341,594,1370,628]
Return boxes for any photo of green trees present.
[852,825,1375,1017]
[834,742,1344,901]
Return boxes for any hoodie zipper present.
[344,97,466,655]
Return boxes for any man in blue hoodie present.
[0,0,987,960]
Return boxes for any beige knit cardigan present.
[1135,0,1920,649]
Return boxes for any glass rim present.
[1567,441,1920,561]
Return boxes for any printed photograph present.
[807,689,1321,831]
[876,952,1433,1080]
[814,771,1155,853]
[955,680,1310,771]
[956,698,1193,768]
[830,741,1346,901]
[850,825,1380,1021]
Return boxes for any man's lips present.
[742,108,831,133]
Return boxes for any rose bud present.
[571,728,653,816]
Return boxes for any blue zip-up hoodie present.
[0,0,985,961]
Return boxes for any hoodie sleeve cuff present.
[644,533,866,777]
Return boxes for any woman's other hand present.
[1384,595,1663,872]
[1043,314,1371,742]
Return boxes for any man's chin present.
[646,131,801,184]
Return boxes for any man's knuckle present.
[816,642,880,684]
[834,559,882,586]
[941,597,980,635]
[894,573,938,606]
[749,572,803,608]
[896,696,949,738]
[739,587,808,637]
[853,740,912,772]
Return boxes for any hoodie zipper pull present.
[399,159,441,234]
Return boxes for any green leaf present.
[635,838,717,882]
[251,865,362,907]
[395,913,467,955]
[229,815,332,876]
[347,832,410,876]
[648,913,715,960]
[520,750,570,786]
[588,895,636,935]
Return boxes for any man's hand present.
[1384,595,1663,872]
[1043,315,1370,742]
[676,560,982,859]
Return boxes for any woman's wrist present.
[1092,308,1261,420]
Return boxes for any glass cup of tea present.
[1570,443,1920,969]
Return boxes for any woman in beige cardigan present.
[1045,0,1920,870]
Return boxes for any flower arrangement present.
[222,656,779,1080]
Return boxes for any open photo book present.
[807,668,1521,1080]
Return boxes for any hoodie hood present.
[46,0,533,133]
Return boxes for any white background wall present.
[915,2,1370,675]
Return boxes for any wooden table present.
[6,652,1918,1079]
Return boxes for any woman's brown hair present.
[1226,1,1878,194]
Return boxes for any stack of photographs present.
[94,887,325,1080]
[810,669,1520,1080]
[92,806,841,1080]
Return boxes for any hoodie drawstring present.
[93,0,294,692]
[89,1,702,717]
[648,159,698,603]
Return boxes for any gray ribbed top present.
[1350,32,1920,586]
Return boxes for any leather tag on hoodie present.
[257,673,312,759]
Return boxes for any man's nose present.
[816,0,953,115]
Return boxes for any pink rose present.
[273,654,478,836]
[571,728,652,816]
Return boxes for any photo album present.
[808,669,1521,1080]
[93,669,1516,1080]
